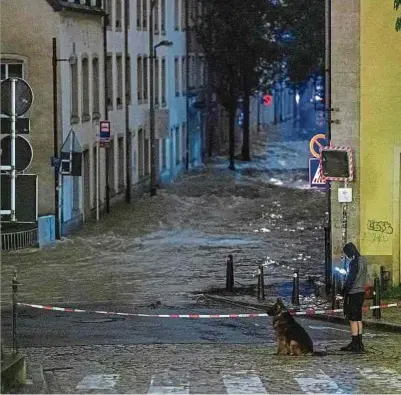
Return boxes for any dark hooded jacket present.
[341,242,368,296]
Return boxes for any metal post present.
[324,226,332,296]
[12,269,19,354]
[292,269,300,305]
[373,277,381,320]
[226,254,234,293]
[149,0,157,196]
[10,78,16,222]
[124,2,131,204]
[52,38,60,239]
[331,272,340,309]
[257,92,261,132]
[96,139,100,221]
[324,0,332,302]
[260,264,265,300]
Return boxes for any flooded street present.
[1,125,327,309]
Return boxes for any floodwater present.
[1,124,328,310]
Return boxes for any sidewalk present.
[203,292,401,333]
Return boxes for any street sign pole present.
[11,78,16,222]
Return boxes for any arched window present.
[82,57,90,121]
[92,57,100,117]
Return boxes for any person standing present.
[336,242,368,353]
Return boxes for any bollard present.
[291,269,300,305]
[257,264,265,300]
[226,254,234,293]
[372,277,381,320]
[331,272,340,310]
[12,269,19,354]
[324,226,332,296]
[380,266,391,293]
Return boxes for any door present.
[83,149,90,220]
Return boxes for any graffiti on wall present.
[367,220,393,234]
[365,220,393,245]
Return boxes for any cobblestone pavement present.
[22,338,401,394]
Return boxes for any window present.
[137,56,143,101]
[92,58,100,117]
[174,57,180,95]
[116,54,123,107]
[118,137,124,191]
[0,61,23,80]
[199,55,205,87]
[174,0,180,30]
[126,56,131,105]
[175,126,180,164]
[143,57,148,101]
[71,61,79,120]
[137,0,142,29]
[82,57,90,121]
[181,56,186,94]
[116,0,122,29]
[142,0,148,30]
[154,57,159,105]
[161,57,166,106]
[154,0,159,32]
[106,55,113,108]
[105,0,113,28]
[144,136,150,175]
[181,122,186,162]
[181,0,186,30]
[161,137,167,169]
[188,55,194,88]
[161,0,166,33]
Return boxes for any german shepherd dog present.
[267,298,315,356]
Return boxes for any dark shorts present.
[345,292,365,321]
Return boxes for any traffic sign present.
[309,133,327,158]
[309,158,326,188]
[1,117,30,134]
[321,146,354,182]
[99,120,110,141]
[1,174,38,223]
[1,135,33,172]
[262,94,273,106]
[1,78,33,117]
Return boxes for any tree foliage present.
[395,0,401,31]
[195,0,325,166]
[195,0,280,165]
[276,0,325,88]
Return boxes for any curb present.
[203,294,401,333]
[18,361,48,394]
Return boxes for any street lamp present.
[52,37,77,239]
[149,0,173,196]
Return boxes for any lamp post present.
[149,0,173,196]
[52,37,77,239]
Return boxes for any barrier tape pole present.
[16,301,401,319]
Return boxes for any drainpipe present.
[185,0,190,170]
[325,0,333,289]
[124,0,131,203]
[103,11,110,213]
[149,0,157,196]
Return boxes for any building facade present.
[330,0,401,285]
[1,0,105,237]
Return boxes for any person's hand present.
[335,295,344,301]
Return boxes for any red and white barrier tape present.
[16,301,401,319]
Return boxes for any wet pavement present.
[3,121,400,394]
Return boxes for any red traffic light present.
[262,94,272,106]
